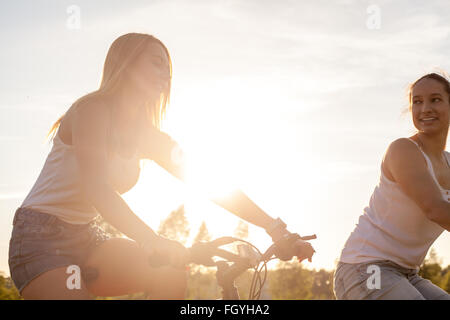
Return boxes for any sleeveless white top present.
[339,138,449,270]
[20,113,141,225]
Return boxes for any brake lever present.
[300,234,317,241]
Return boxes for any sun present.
[127,75,316,246]
[163,78,258,199]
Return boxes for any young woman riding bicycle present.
[8,33,315,300]
[334,72,450,300]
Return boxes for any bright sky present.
[1,0,450,277]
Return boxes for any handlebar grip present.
[300,234,317,241]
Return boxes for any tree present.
[158,205,190,245]
[194,221,211,244]
[0,273,21,300]
[186,268,220,300]
[268,261,335,300]
[419,248,444,287]
[233,220,249,239]
[311,269,334,299]
[441,270,450,293]
[269,261,314,300]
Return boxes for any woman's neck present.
[415,131,448,159]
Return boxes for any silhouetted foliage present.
[0,273,22,300]
[233,220,249,239]
[186,268,220,299]
[193,221,211,244]
[158,205,190,245]
[268,261,316,300]
[419,248,450,293]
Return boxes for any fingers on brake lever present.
[300,234,317,241]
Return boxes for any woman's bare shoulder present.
[381,137,427,181]
[57,93,108,144]
[71,92,109,114]
[387,137,416,150]
[384,137,425,160]
[70,92,111,148]
[383,137,429,180]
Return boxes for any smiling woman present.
[334,72,450,300]
[409,73,450,139]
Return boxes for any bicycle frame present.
[188,237,274,300]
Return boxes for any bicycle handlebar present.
[147,236,247,268]
[188,237,257,266]
[148,234,317,269]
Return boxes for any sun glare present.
[126,76,318,248]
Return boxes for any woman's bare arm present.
[384,138,450,231]
[209,190,276,230]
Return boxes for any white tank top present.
[339,138,449,270]
[20,116,141,225]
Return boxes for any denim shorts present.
[8,207,113,294]
[333,260,450,300]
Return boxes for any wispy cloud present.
[0,136,25,142]
[0,192,26,200]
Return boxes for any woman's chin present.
[416,126,447,136]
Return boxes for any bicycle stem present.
[216,260,253,300]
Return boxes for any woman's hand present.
[293,239,315,263]
[273,232,316,263]
[141,236,189,269]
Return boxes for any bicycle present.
[149,233,317,300]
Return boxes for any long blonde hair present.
[46,32,172,143]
